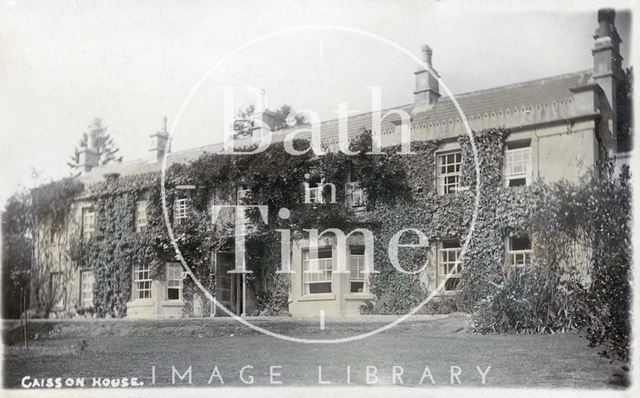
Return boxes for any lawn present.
[2,313,620,389]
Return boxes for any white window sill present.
[298,293,336,302]
[344,293,375,301]
[127,299,154,308]
[161,300,185,307]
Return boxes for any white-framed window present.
[305,179,336,204]
[507,233,532,268]
[80,270,94,308]
[302,247,333,294]
[437,151,462,194]
[437,241,463,292]
[349,245,368,293]
[166,263,183,300]
[504,141,532,187]
[346,182,366,208]
[133,263,152,299]
[135,200,148,233]
[308,186,322,204]
[174,197,189,222]
[82,208,96,240]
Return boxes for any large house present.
[32,9,632,318]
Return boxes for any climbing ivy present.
[32,125,631,362]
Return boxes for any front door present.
[215,252,240,315]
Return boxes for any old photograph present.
[0,0,636,397]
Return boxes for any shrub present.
[470,161,631,361]
[471,267,588,334]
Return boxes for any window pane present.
[510,234,531,251]
[309,282,332,294]
[438,242,462,291]
[167,288,180,300]
[350,282,365,293]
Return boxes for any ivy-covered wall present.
[33,128,614,323]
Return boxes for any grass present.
[2,314,619,389]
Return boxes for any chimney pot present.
[595,8,617,39]
[413,44,440,106]
[421,45,433,67]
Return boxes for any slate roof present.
[81,70,595,184]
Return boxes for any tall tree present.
[68,118,123,174]
[1,191,33,318]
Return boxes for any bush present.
[470,162,631,361]
[421,297,460,315]
[471,267,588,334]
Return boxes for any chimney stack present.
[414,44,440,105]
[150,116,170,161]
[78,133,98,173]
[592,8,623,154]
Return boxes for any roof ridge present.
[445,69,592,99]
[271,69,592,135]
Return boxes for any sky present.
[0,0,634,206]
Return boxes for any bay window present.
[302,247,333,294]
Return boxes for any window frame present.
[302,246,333,295]
[135,200,148,233]
[437,241,463,292]
[436,150,463,195]
[82,207,96,240]
[346,181,366,208]
[133,263,152,300]
[507,233,533,268]
[173,197,189,223]
[79,269,94,309]
[504,141,532,187]
[348,245,368,293]
[165,262,183,301]
[307,185,322,204]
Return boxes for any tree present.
[1,191,33,318]
[68,118,123,174]
[233,104,307,138]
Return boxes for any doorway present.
[215,252,243,316]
